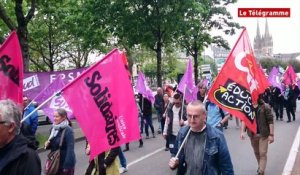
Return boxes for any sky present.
[212,0,300,54]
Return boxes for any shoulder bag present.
[44,129,66,175]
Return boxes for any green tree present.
[175,0,240,84]
[0,0,36,71]
[259,58,287,72]
[28,1,72,71]
[28,1,104,71]
[109,0,186,87]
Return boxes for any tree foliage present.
[260,58,300,73]
[175,0,240,83]
[0,0,36,71]
[106,0,186,87]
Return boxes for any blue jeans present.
[119,149,127,168]
[168,134,177,157]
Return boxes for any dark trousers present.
[140,116,144,133]
[144,114,154,136]
[168,134,177,157]
[286,105,295,121]
[273,103,284,119]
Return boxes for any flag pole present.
[162,85,178,116]
[21,91,61,123]
[180,85,187,121]
[175,94,208,159]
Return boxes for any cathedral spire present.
[265,18,270,37]
[256,20,261,38]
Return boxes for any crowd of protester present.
[0,81,299,175]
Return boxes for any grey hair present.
[56,108,68,118]
[0,99,22,134]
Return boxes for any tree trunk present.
[156,41,162,87]
[15,0,36,72]
[193,47,199,85]
[17,28,29,72]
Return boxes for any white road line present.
[127,147,165,167]
[282,126,300,175]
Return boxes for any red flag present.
[207,28,269,133]
[121,51,132,80]
[283,65,297,85]
[258,64,270,90]
[0,31,23,105]
[61,49,140,160]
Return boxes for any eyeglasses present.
[0,121,8,125]
[187,114,201,120]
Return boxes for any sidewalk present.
[290,128,300,175]
[292,150,300,174]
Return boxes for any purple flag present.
[268,67,283,92]
[136,71,155,104]
[33,76,72,121]
[177,58,197,102]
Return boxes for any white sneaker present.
[119,167,128,174]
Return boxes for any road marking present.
[282,126,300,175]
[127,147,165,167]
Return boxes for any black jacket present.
[0,134,41,175]
[139,95,152,116]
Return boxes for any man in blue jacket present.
[22,96,38,136]
[169,100,234,175]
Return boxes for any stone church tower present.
[253,19,273,59]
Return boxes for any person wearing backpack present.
[206,100,230,132]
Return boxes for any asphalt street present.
[38,102,300,175]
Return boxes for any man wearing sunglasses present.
[0,99,41,175]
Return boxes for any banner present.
[61,49,140,160]
[0,31,23,105]
[33,76,72,121]
[24,67,86,100]
[177,58,197,102]
[207,28,269,133]
[136,71,155,104]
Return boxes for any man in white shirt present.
[163,93,187,156]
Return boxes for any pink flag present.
[0,31,23,105]
[177,58,197,102]
[283,65,297,85]
[136,71,155,104]
[33,76,72,121]
[61,49,140,160]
